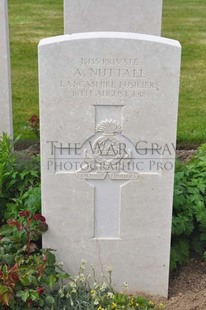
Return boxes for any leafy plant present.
[51,261,164,310]
[4,185,41,223]
[0,134,40,226]
[0,134,16,224]
[0,211,68,309]
[171,144,206,270]
[27,115,39,138]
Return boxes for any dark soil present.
[164,257,206,310]
[176,149,197,163]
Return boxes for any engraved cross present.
[53,105,160,239]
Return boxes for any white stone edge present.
[39,32,181,48]
[1,0,13,137]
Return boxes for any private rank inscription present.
[60,57,160,98]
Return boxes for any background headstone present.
[0,0,13,137]
[64,0,163,36]
[39,32,181,297]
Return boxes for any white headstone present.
[39,32,181,297]
[0,0,13,137]
[64,0,163,36]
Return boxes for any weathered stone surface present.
[64,0,163,36]
[0,0,13,137]
[39,32,181,297]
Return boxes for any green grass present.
[162,0,206,144]
[8,0,206,144]
[8,0,63,141]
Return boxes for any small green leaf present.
[47,251,56,266]
[20,275,32,286]
[46,295,55,305]
[30,290,39,301]
[49,274,57,289]
[16,290,30,302]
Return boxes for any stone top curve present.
[39,32,181,49]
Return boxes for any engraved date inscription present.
[60,57,160,98]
